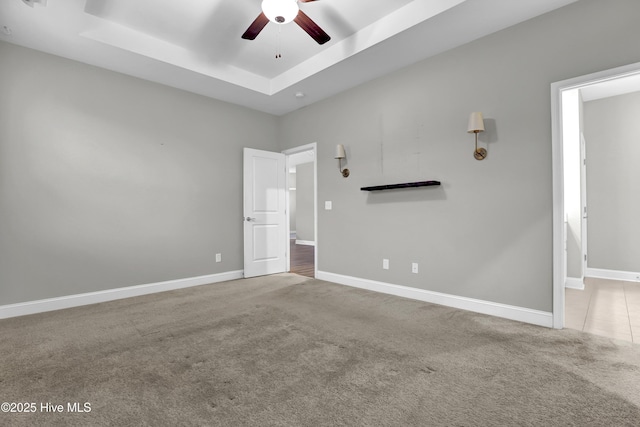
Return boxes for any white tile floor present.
[565,277,640,343]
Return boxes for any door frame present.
[282,143,318,277]
[551,61,640,329]
[580,133,588,279]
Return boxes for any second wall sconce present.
[335,144,350,177]
[467,112,487,160]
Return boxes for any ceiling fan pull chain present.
[276,25,282,59]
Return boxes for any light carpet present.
[1,273,639,426]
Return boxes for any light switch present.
[325,201,332,210]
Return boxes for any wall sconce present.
[467,112,487,160]
[335,144,350,177]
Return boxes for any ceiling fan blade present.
[242,12,270,40]
[294,10,331,45]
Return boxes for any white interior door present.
[243,148,287,278]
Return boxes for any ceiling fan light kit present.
[262,0,299,24]
[242,0,331,45]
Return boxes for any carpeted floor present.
[1,273,639,426]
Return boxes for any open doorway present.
[284,143,317,278]
[552,62,640,340]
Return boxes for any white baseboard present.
[565,277,585,290]
[295,240,315,246]
[586,268,640,282]
[316,271,553,328]
[0,270,244,320]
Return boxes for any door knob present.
[246,217,256,222]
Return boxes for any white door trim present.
[283,143,318,278]
[551,61,640,329]
[580,133,588,279]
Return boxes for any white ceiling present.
[581,73,640,102]
[0,0,578,115]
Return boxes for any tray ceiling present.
[0,0,577,115]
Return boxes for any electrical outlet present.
[325,201,332,210]
[383,259,389,270]
[216,253,222,263]
[412,263,419,274]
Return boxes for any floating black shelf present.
[360,180,441,191]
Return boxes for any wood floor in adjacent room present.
[290,239,314,278]
[565,277,640,343]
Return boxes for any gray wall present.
[0,42,278,305]
[584,91,640,272]
[278,0,640,312]
[3,0,640,314]
[295,162,314,242]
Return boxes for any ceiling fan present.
[242,0,331,45]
